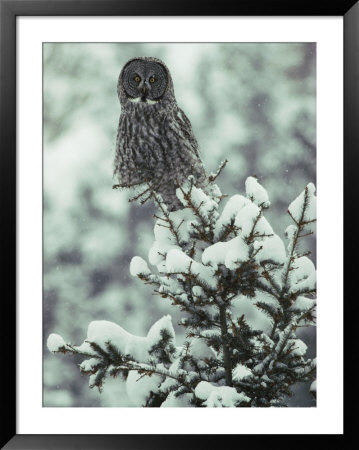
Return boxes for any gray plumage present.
[114,56,207,211]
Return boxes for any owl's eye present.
[134,75,141,83]
[149,77,156,83]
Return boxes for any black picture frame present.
[1,1,357,448]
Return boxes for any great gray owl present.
[113,56,207,211]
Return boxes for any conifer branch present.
[48,173,316,408]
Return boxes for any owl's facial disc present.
[122,59,168,103]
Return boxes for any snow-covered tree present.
[47,165,316,407]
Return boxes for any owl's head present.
[118,57,175,107]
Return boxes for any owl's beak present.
[140,86,147,102]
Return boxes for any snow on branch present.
[48,166,316,407]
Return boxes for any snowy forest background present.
[43,43,316,407]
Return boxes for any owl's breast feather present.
[119,110,170,172]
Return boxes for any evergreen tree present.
[48,164,316,407]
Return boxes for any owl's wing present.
[165,110,207,188]
[114,114,149,187]
[175,107,200,158]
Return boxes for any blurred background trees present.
[43,43,316,407]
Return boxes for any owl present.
[113,56,207,211]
